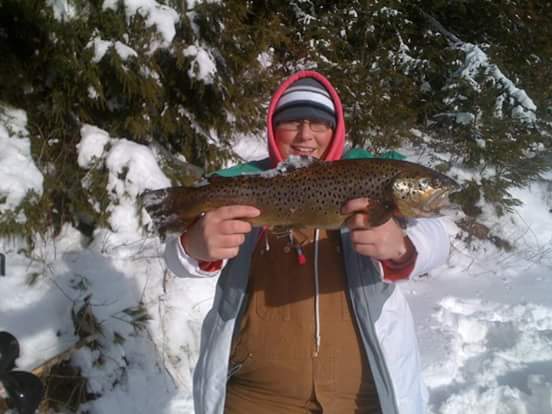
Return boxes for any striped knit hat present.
[272,77,336,129]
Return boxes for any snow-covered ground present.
[1,117,552,414]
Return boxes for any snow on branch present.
[421,10,537,124]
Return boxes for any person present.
[164,70,450,414]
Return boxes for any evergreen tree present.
[1,0,551,240]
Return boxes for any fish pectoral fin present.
[356,200,394,228]
[270,225,294,235]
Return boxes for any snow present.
[48,0,77,21]
[182,45,217,84]
[102,0,179,49]
[375,7,400,18]
[391,32,428,74]
[455,42,537,124]
[2,110,551,413]
[257,49,274,68]
[114,41,139,60]
[262,155,318,177]
[186,0,220,9]
[88,86,99,100]
[78,125,171,249]
[401,177,552,413]
[231,133,267,162]
[88,38,138,63]
[2,19,552,408]
[433,112,476,126]
[88,38,114,63]
[104,138,171,198]
[0,107,43,219]
[77,124,111,169]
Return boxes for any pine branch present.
[418,9,462,45]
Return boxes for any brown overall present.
[225,229,382,413]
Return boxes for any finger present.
[215,234,246,248]
[219,219,254,235]
[215,205,261,221]
[214,247,240,260]
[352,243,380,258]
[341,198,370,215]
[350,229,378,245]
[344,213,371,230]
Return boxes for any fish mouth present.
[422,188,454,212]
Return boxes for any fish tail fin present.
[140,187,203,235]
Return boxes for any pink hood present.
[267,70,346,166]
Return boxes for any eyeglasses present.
[276,119,332,133]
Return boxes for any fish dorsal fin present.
[267,155,321,176]
[280,155,321,170]
[197,156,321,184]
[207,174,233,183]
[190,174,231,187]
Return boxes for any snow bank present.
[425,297,552,413]
[77,124,171,248]
[0,107,43,220]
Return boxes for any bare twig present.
[32,335,98,378]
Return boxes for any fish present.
[140,156,459,234]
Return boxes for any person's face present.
[275,120,334,160]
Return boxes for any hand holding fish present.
[181,205,261,261]
[342,198,408,261]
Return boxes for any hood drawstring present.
[264,229,270,252]
[313,228,321,355]
[288,231,307,265]
[289,229,321,354]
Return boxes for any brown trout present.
[141,157,459,234]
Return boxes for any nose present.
[297,121,314,140]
